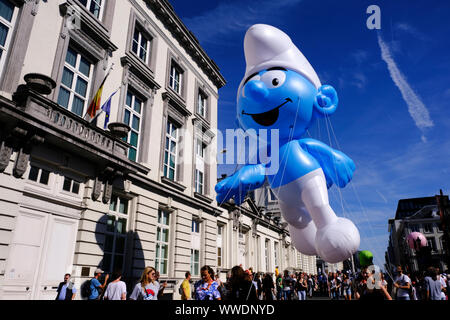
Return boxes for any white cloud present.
[395,23,430,42]
[377,34,434,135]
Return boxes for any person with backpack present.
[88,268,109,300]
[393,265,411,300]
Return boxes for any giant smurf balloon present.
[215,24,360,263]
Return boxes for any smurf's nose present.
[244,80,269,101]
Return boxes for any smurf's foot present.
[315,217,360,263]
[288,222,318,256]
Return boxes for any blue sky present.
[169,0,450,270]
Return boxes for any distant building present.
[385,196,448,274]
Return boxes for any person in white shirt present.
[103,270,127,300]
[393,266,411,300]
[436,268,447,300]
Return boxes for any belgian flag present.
[84,64,114,121]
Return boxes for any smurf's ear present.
[313,85,338,118]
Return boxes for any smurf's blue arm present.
[298,138,355,188]
[215,164,266,205]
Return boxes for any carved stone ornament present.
[232,209,240,231]
[92,177,102,201]
[252,218,258,238]
[24,73,56,95]
[102,180,113,204]
[13,148,30,178]
[0,141,13,173]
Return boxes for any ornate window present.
[194,139,205,195]
[217,225,223,267]
[163,120,178,181]
[190,249,200,276]
[0,0,18,79]
[423,223,433,233]
[274,241,279,267]
[191,219,201,276]
[103,195,128,273]
[197,90,207,118]
[57,46,93,117]
[132,25,151,64]
[62,177,81,195]
[265,239,270,271]
[156,210,170,275]
[28,165,50,185]
[122,91,143,162]
[426,237,437,252]
[77,0,104,20]
[169,61,183,95]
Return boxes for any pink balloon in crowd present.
[406,232,427,250]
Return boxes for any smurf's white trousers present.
[272,169,360,263]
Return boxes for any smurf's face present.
[237,68,317,141]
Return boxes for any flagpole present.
[83,63,115,120]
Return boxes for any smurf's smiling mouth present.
[242,98,292,126]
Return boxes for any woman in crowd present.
[282,270,293,300]
[262,273,275,301]
[296,273,308,300]
[129,266,160,300]
[195,265,221,300]
[329,273,340,300]
[342,273,352,300]
[227,266,257,301]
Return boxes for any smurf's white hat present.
[240,24,321,89]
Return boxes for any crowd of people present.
[55,264,449,301]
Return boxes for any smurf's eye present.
[261,70,286,88]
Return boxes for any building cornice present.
[143,0,226,89]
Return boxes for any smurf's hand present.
[299,138,355,188]
[215,164,266,205]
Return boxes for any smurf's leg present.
[299,169,360,263]
[278,201,317,255]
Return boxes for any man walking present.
[89,268,109,300]
[56,273,76,300]
[393,266,411,300]
[425,267,444,300]
[181,271,191,300]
